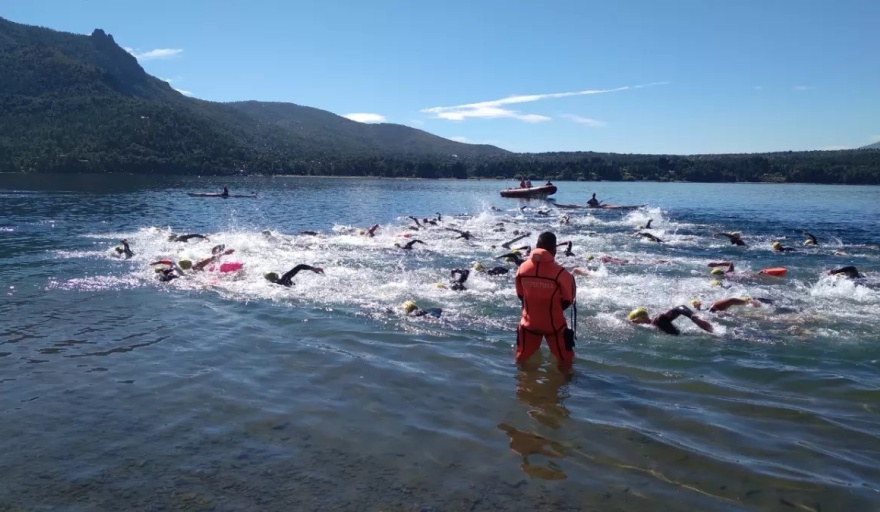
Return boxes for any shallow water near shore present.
[2,174,879,511]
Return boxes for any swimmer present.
[449,269,470,291]
[192,247,235,271]
[168,233,210,243]
[407,216,423,230]
[772,241,797,252]
[828,266,861,279]
[560,215,570,225]
[395,239,426,250]
[708,261,736,273]
[801,230,819,246]
[501,232,531,249]
[114,239,134,259]
[707,296,764,313]
[402,300,442,318]
[445,227,474,240]
[497,251,526,266]
[639,218,653,230]
[149,259,185,282]
[627,305,713,335]
[587,193,600,207]
[713,232,746,246]
[635,231,663,243]
[363,224,379,237]
[557,241,575,257]
[472,262,510,276]
[264,264,324,287]
[299,230,319,236]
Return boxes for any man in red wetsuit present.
[514,231,576,368]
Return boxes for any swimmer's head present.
[402,300,418,314]
[709,279,723,287]
[690,299,702,310]
[710,268,725,276]
[512,250,521,256]
[627,307,650,323]
[434,282,447,289]
[472,262,484,271]
[586,254,594,261]
[261,228,272,235]
[772,241,783,251]
[804,239,816,245]
[264,272,280,282]
[740,296,751,301]
[177,259,193,270]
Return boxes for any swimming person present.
[707,297,764,313]
[395,239,426,250]
[497,251,526,266]
[635,231,663,243]
[515,232,577,369]
[264,264,324,287]
[587,193,600,207]
[191,246,235,271]
[149,259,185,282]
[501,232,531,249]
[802,230,819,246]
[449,269,470,291]
[713,232,746,246]
[557,241,575,257]
[472,262,511,275]
[772,241,797,252]
[446,227,474,240]
[627,305,713,335]
[361,224,380,237]
[828,266,861,279]
[168,233,210,242]
[114,239,134,259]
[402,301,442,318]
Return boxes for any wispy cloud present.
[450,136,469,143]
[560,114,607,127]
[819,145,850,151]
[422,82,667,122]
[174,88,193,97]
[793,85,813,92]
[448,136,501,146]
[124,47,184,61]
[343,113,386,123]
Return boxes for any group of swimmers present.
[112,204,870,368]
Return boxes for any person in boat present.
[515,231,577,369]
[168,233,210,243]
[402,300,442,318]
[828,266,861,279]
[519,178,526,188]
[546,180,553,186]
[627,305,713,335]
[635,231,663,243]
[525,179,532,188]
[395,239,426,250]
[221,186,229,198]
[264,264,324,287]
[114,239,134,259]
[449,269,470,291]
[587,193,600,207]
[713,232,746,246]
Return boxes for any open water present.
[1,174,879,511]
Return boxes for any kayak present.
[187,193,257,198]
[500,185,557,199]
[759,267,787,277]
[553,203,645,210]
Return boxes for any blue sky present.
[5,0,879,154]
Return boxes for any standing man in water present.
[514,231,577,369]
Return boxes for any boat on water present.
[499,184,557,199]
[187,193,257,198]
[553,203,645,211]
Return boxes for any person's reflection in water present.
[497,358,574,480]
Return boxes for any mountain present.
[0,17,507,174]
[860,141,880,150]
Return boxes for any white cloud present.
[343,113,386,123]
[422,82,667,122]
[450,136,469,143]
[819,145,850,151]
[174,88,193,96]
[793,85,812,91]
[124,47,184,61]
[560,114,607,127]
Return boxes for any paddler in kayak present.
[587,193,600,207]
[264,264,324,287]
[627,305,713,335]
[515,231,577,369]
[114,239,134,259]
[221,186,229,198]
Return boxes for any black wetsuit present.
[299,231,319,236]
[170,234,209,242]
[802,231,819,245]
[652,305,694,335]
[486,266,509,275]
[450,269,470,291]
[115,240,134,259]
[398,239,426,250]
[637,232,663,243]
[446,228,473,240]
[269,264,320,287]
[715,233,746,246]
[221,187,229,198]
[502,233,530,249]
[642,219,653,229]
[497,252,526,266]
[830,266,861,279]
[587,194,600,207]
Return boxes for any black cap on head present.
[536,231,557,255]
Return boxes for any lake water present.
[1,175,879,511]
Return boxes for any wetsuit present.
[397,239,426,250]
[269,264,322,287]
[641,219,653,229]
[714,232,746,246]
[486,266,510,275]
[299,231,319,236]
[830,266,861,279]
[115,240,134,259]
[497,252,526,266]
[515,248,576,367]
[446,228,473,240]
[557,242,574,257]
[637,232,663,243]
[502,233,530,249]
[652,305,696,335]
[170,234,209,242]
[802,231,819,245]
[450,269,470,291]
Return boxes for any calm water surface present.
[1,175,879,511]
